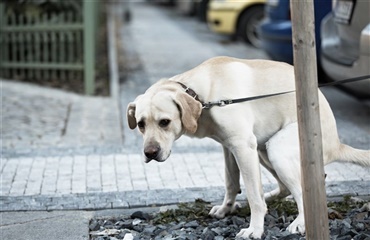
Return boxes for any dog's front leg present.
[209,147,241,218]
[231,136,267,239]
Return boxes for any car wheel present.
[238,5,264,48]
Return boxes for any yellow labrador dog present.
[127,56,369,239]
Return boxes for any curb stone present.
[1,181,369,212]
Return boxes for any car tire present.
[238,5,264,48]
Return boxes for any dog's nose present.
[144,145,160,160]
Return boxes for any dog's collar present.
[176,81,241,109]
[176,82,222,109]
[177,82,201,102]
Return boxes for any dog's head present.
[127,82,202,163]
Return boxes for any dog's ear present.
[127,102,137,129]
[173,92,202,134]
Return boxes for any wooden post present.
[83,0,96,95]
[290,1,329,239]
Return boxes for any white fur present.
[127,56,370,239]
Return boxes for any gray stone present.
[89,219,100,231]
[353,233,370,240]
[118,220,134,229]
[214,236,224,240]
[201,228,216,240]
[130,211,150,221]
[184,220,199,228]
[211,227,224,235]
[169,222,185,231]
[231,216,245,226]
[337,235,354,240]
[143,226,157,235]
[279,234,302,240]
[355,222,365,231]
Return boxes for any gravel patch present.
[89,197,370,240]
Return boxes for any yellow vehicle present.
[207,0,266,48]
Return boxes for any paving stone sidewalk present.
[1,80,123,158]
[2,151,370,211]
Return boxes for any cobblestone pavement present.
[1,80,123,158]
[1,3,369,212]
[1,152,369,211]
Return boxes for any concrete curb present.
[1,181,369,212]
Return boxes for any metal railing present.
[0,0,100,95]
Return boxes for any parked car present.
[196,0,210,22]
[257,0,331,65]
[320,0,370,98]
[207,0,266,48]
[176,0,197,16]
[176,0,210,22]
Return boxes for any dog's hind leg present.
[259,150,290,202]
[209,147,241,218]
[266,123,305,234]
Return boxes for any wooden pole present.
[290,1,329,239]
[83,0,96,95]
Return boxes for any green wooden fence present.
[0,0,100,95]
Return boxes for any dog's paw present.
[209,205,228,219]
[209,202,241,219]
[287,215,305,234]
[236,226,263,239]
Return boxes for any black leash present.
[317,75,370,88]
[201,90,295,109]
[199,75,370,109]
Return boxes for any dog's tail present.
[335,143,370,167]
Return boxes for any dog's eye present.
[159,119,171,128]
[137,121,145,129]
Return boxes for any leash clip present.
[202,99,234,109]
[218,100,233,107]
[202,102,211,109]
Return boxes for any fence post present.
[290,0,330,239]
[83,0,96,95]
[0,2,4,77]
[107,3,119,100]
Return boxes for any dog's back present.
[175,56,370,166]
